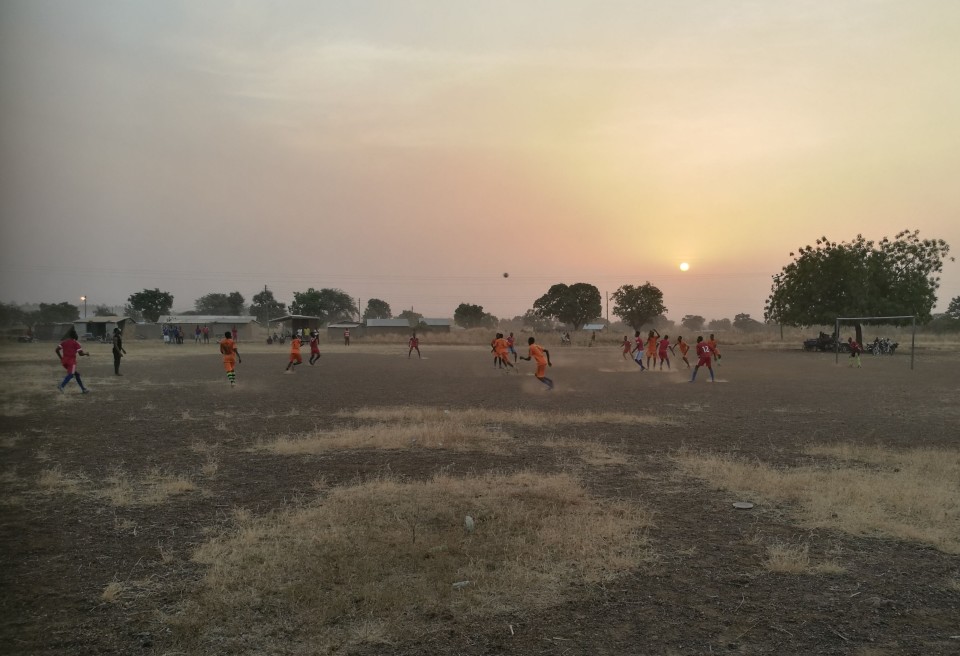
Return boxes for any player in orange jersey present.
[621,336,631,360]
[519,336,553,389]
[690,336,715,382]
[219,331,241,386]
[645,329,660,369]
[674,336,691,368]
[285,334,303,373]
[492,333,515,371]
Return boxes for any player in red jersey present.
[690,336,715,382]
[56,328,90,393]
[657,335,674,370]
[309,330,321,365]
[408,331,421,359]
[519,336,553,389]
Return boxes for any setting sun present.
[679,262,690,272]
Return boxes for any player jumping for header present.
[519,336,553,390]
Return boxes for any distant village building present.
[326,321,363,341]
[271,315,323,338]
[582,323,606,333]
[73,316,135,341]
[363,318,413,336]
[136,315,260,341]
[421,318,453,333]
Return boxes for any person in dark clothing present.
[112,328,127,375]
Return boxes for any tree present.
[93,304,114,317]
[127,289,174,323]
[707,318,731,331]
[681,315,706,331]
[0,302,27,326]
[397,309,423,326]
[610,283,667,331]
[363,298,392,320]
[454,303,497,329]
[37,302,80,323]
[522,309,554,331]
[765,230,952,342]
[250,289,286,323]
[195,291,245,315]
[946,296,960,320]
[532,283,602,330]
[733,313,762,332]
[291,288,356,323]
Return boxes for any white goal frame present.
[834,315,916,370]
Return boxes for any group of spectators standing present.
[162,324,212,344]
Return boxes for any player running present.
[219,331,241,387]
[847,337,863,368]
[507,332,518,362]
[56,328,90,393]
[492,333,515,371]
[707,334,721,363]
[657,334,674,370]
[408,331,421,359]
[621,336,631,360]
[519,336,553,390]
[630,331,646,370]
[308,330,321,365]
[285,333,303,373]
[690,336,715,383]
[645,329,660,369]
[674,336,691,369]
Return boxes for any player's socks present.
[60,373,74,389]
[75,373,87,391]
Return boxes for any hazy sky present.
[2,0,958,322]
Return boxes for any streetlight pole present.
[80,295,87,318]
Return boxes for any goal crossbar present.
[834,315,916,370]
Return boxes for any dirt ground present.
[1,340,958,655]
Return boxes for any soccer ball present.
[502,272,509,278]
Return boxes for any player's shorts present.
[536,363,547,378]
[223,357,235,372]
[290,353,302,363]
[634,350,644,363]
[61,359,77,374]
[697,356,712,367]
[310,348,320,355]
[658,351,669,359]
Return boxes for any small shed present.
[74,316,135,341]
[582,323,606,332]
[159,315,260,342]
[327,321,364,342]
[421,318,453,333]
[364,318,413,337]
[272,315,323,338]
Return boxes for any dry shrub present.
[174,472,652,653]
[340,406,667,427]
[947,577,960,593]
[675,445,960,553]
[101,581,124,603]
[97,469,197,506]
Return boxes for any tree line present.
[3,229,955,333]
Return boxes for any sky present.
[1,0,959,322]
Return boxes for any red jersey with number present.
[59,339,83,364]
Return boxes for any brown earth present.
[1,341,958,655]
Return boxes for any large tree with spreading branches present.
[764,230,951,342]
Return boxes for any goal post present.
[834,315,916,370]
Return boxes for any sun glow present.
[679,262,690,272]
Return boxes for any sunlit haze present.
[2,1,958,322]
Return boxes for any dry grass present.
[947,576,960,593]
[763,542,846,575]
[173,471,652,653]
[542,437,630,467]
[338,405,667,427]
[260,420,512,455]
[37,466,87,494]
[36,464,198,507]
[101,581,124,603]
[675,444,960,553]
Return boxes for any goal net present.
[833,315,916,370]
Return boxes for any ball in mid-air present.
[503,272,509,278]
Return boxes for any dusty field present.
[1,339,958,655]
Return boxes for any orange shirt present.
[219,338,236,359]
[645,337,657,354]
[290,337,302,353]
[676,340,689,355]
[707,339,718,353]
[528,343,547,366]
[494,338,508,355]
